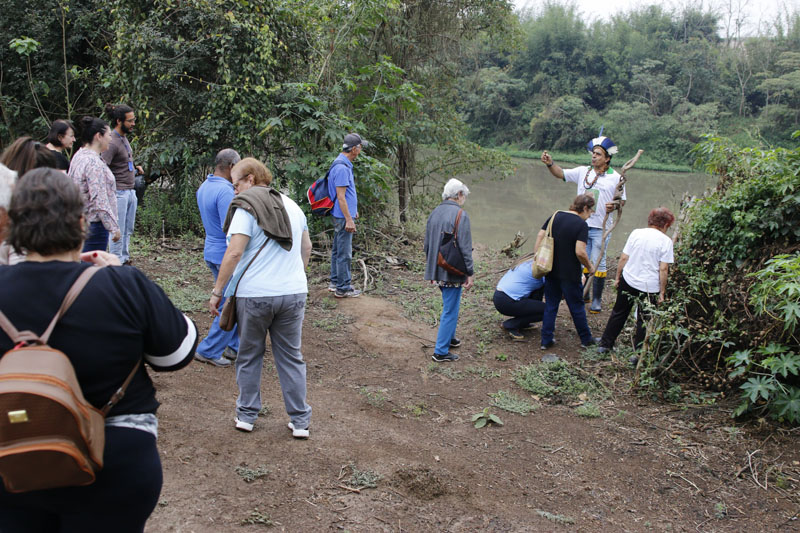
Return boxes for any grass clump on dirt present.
[358,387,388,408]
[575,402,602,418]
[234,465,270,483]
[240,509,275,526]
[343,464,381,489]
[489,390,537,415]
[536,509,575,525]
[513,360,607,403]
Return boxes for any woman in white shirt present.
[597,208,675,355]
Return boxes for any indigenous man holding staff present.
[540,135,626,313]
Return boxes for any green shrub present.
[136,185,203,239]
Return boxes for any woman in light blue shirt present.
[493,259,546,341]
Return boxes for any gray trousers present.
[235,294,311,429]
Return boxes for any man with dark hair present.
[102,103,144,265]
[328,133,367,298]
[194,148,241,367]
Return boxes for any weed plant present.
[575,403,602,418]
[345,465,381,489]
[489,390,537,415]
[513,360,606,403]
[234,465,270,483]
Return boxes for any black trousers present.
[0,426,162,533]
[599,276,658,350]
[493,289,545,330]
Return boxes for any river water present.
[460,157,716,258]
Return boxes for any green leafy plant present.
[748,253,800,337]
[495,352,508,361]
[727,344,800,423]
[471,407,503,428]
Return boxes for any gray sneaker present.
[334,288,362,298]
[194,352,231,367]
[327,283,337,292]
[223,346,238,360]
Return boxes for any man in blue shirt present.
[195,148,241,367]
[328,133,367,298]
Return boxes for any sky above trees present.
[514,0,799,35]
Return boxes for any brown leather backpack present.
[0,266,140,493]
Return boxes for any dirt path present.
[139,240,799,532]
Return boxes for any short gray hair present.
[0,163,17,210]
[214,148,241,169]
[442,178,469,201]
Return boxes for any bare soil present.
[137,237,799,532]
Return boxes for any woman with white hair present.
[423,178,474,362]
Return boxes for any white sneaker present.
[235,417,254,432]
[287,422,309,439]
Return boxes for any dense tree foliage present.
[0,0,516,231]
[459,3,800,164]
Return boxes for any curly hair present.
[648,207,675,230]
[8,168,84,255]
[232,157,273,186]
[569,193,596,214]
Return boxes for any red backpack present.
[307,160,347,216]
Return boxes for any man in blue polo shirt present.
[195,148,241,367]
[328,133,367,298]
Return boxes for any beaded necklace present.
[583,166,604,189]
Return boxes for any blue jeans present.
[586,228,611,273]
[330,216,353,291]
[234,294,311,429]
[541,277,593,346]
[434,286,462,356]
[196,261,239,359]
[82,221,109,252]
[110,189,137,263]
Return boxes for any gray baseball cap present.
[343,133,369,151]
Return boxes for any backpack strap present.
[0,266,102,346]
[40,266,102,343]
[101,359,142,416]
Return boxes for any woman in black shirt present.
[535,194,599,350]
[0,169,198,532]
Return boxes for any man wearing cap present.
[540,135,626,313]
[328,133,367,298]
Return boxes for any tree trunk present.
[397,142,410,223]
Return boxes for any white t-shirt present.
[563,166,626,230]
[225,194,308,297]
[621,227,674,293]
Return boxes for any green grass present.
[513,360,608,402]
[358,387,388,408]
[465,365,502,379]
[490,390,538,415]
[575,402,602,418]
[426,362,465,380]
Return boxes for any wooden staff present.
[583,149,644,299]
